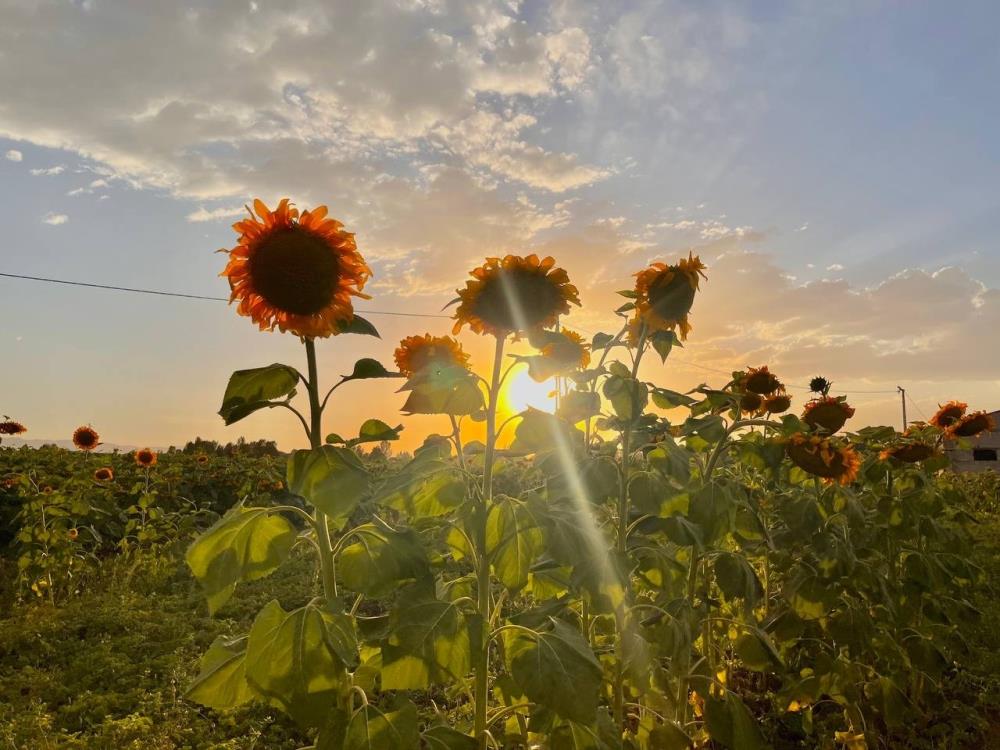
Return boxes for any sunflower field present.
[2,198,1000,749]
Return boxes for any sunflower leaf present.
[337,315,380,337]
[218,364,300,425]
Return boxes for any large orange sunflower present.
[949,411,996,438]
[221,198,371,338]
[786,433,860,485]
[394,334,470,378]
[94,467,114,482]
[540,328,591,369]
[72,426,100,451]
[803,396,855,434]
[764,394,792,414]
[632,253,707,340]
[930,400,967,429]
[880,443,938,463]
[452,255,580,337]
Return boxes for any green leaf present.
[591,332,616,350]
[714,552,763,605]
[703,690,766,750]
[350,419,402,445]
[487,496,545,592]
[401,365,485,416]
[511,408,584,455]
[651,387,697,409]
[218,364,298,425]
[649,329,680,363]
[557,390,602,424]
[343,697,420,750]
[339,524,430,597]
[346,358,398,380]
[503,618,602,723]
[287,446,369,527]
[186,506,296,614]
[336,314,380,337]
[423,726,478,750]
[185,635,254,709]
[380,584,471,690]
[734,629,783,672]
[603,374,648,422]
[244,600,356,727]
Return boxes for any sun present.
[503,370,556,414]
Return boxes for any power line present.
[0,271,452,319]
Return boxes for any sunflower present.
[539,328,591,369]
[0,420,26,435]
[764,394,792,414]
[394,334,471,378]
[134,448,158,468]
[452,254,580,337]
[809,376,831,396]
[880,443,938,463]
[632,253,707,341]
[72,426,100,451]
[221,198,371,338]
[803,397,855,434]
[94,467,114,482]
[742,366,784,396]
[786,433,860,485]
[930,400,967,429]
[68,528,79,541]
[740,392,764,414]
[195,454,210,465]
[949,411,996,438]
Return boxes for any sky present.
[1,0,998,451]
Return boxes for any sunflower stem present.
[474,334,505,747]
[304,337,338,601]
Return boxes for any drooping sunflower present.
[880,442,938,463]
[803,396,855,434]
[632,253,707,341]
[764,394,792,414]
[221,198,371,338]
[72,426,100,451]
[742,366,784,396]
[94,467,114,482]
[930,400,967,429]
[786,433,860,485]
[740,392,764,414]
[452,255,580,337]
[394,334,471,378]
[539,328,591,369]
[134,448,158,468]
[809,376,831,396]
[949,411,996,438]
[0,420,26,435]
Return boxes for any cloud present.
[4,149,21,161]
[30,165,64,176]
[187,205,246,223]
[826,263,844,271]
[42,212,68,225]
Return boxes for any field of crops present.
[3,200,1000,749]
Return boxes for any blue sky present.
[1,0,998,449]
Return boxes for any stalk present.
[304,338,338,600]
[474,335,505,745]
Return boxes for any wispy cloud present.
[42,212,68,225]
[186,206,246,223]
[30,165,64,176]
[4,149,22,162]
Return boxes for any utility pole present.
[897,386,907,432]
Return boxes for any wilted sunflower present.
[930,400,967,429]
[786,433,860,485]
[803,396,855,434]
[221,198,371,338]
[764,394,792,414]
[742,366,784,396]
[452,255,580,337]
[0,420,26,435]
[632,253,707,341]
[394,334,471,378]
[72,426,100,451]
[809,376,831,396]
[94,467,114,482]
[740,392,764,414]
[880,443,938,463]
[134,448,158,468]
[949,411,996,438]
[539,328,591,369]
